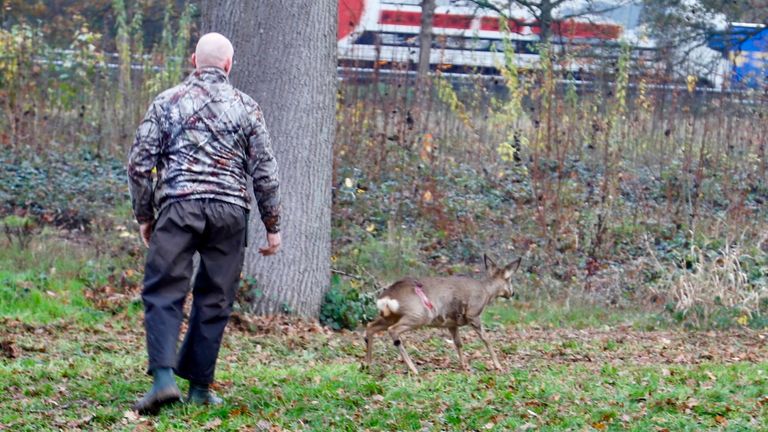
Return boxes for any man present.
[127,32,282,415]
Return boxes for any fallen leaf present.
[0,339,20,359]
[122,410,139,423]
[228,405,250,417]
[203,417,222,430]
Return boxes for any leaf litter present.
[1,313,765,430]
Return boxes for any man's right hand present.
[259,232,281,256]
[140,222,153,248]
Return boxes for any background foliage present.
[0,2,765,430]
[0,0,766,329]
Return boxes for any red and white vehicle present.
[338,0,652,76]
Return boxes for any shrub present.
[1,215,36,249]
[319,274,377,331]
[654,242,768,329]
[0,151,129,230]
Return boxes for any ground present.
[1,309,766,431]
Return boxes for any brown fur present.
[363,255,521,374]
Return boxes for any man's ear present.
[223,57,232,75]
[484,253,498,273]
[189,53,197,68]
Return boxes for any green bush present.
[0,151,129,229]
[1,215,36,248]
[334,230,427,284]
[320,274,377,331]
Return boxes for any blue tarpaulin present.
[707,24,767,89]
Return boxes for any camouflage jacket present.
[127,67,281,233]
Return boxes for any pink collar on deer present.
[414,281,435,312]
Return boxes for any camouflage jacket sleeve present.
[244,100,281,234]
[127,102,163,224]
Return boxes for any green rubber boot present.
[187,382,223,406]
[132,368,182,415]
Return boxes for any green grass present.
[0,231,111,325]
[0,270,102,324]
[1,232,766,431]
[0,226,142,325]
[1,313,766,431]
[484,301,667,330]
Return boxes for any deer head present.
[484,254,522,299]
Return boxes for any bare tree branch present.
[466,0,634,42]
[464,0,530,29]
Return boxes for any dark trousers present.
[142,199,246,385]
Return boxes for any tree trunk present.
[416,0,436,130]
[201,1,336,317]
[538,0,553,43]
[418,0,436,80]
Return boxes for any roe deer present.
[364,254,521,374]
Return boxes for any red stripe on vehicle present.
[480,17,619,40]
[433,13,474,29]
[555,20,621,39]
[480,17,500,31]
[379,10,421,26]
[479,17,540,34]
[379,10,474,29]
[380,10,621,40]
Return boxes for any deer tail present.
[376,297,400,317]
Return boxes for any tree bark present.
[201,1,336,317]
[418,0,436,81]
[538,0,553,43]
[416,0,436,129]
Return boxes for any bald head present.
[192,32,234,74]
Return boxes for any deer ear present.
[503,257,522,279]
[484,254,498,273]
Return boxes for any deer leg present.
[470,321,503,371]
[387,321,420,375]
[364,317,392,368]
[449,326,468,371]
